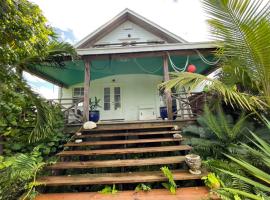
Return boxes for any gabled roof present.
[75,8,187,49]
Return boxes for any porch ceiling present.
[28,55,216,88]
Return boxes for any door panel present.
[102,86,124,120]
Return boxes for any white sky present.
[26,0,210,99]
[30,0,210,42]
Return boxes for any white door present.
[102,86,124,120]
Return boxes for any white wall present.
[96,21,164,45]
[61,74,163,121]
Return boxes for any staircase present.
[37,121,208,198]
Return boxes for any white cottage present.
[30,9,217,123]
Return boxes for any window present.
[73,87,84,97]
[114,87,121,110]
[104,87,110,111]
[103,87,121,111]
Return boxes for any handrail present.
[170,92,207,119]
[56,92,206,124]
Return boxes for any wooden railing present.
[171,92,207,119]
[49,92,207,124]
[48,98,84,124]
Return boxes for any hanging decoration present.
[195,50,220,65]
[187,64,197,73]
[167,50,220,74]
[167,52,189,73]
[133,58,163,74]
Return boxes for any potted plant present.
[159,89,177,120]
[89,97,101,122]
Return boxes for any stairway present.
[37,122,205,191]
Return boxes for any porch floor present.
[68,118,196,125]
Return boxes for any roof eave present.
[76,42,217,56]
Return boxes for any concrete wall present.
[61,74,163,121]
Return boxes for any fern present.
[183,105,251,159]
[0,148,46,200]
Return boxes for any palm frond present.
[161,72,268,111]
[203,0,270,104]
[162,0,270,110]
[215,133,270,197]
[218,168,270,192]
[18,40,76,69]
[221,188,264,200]
[224,154,270,185]
[13,75,56,143]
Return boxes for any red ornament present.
[187,64,197,73]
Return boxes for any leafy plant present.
[216,132,270,199]
[183,105,251,159]
[0,0,76,144]
[89,97,101,111]
[0,88,68,157]
[160,166,177,194]
[98,185,118,194]
[0,148,47,200]
[135,183,152,192]
[202,173,222,189]
[204,130,270,199]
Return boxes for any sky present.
[25,0,210,99]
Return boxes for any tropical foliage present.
[204,131,270,200]
[0,0,76,143]
[183,106,252,159]
[0,148,48,200]
[0,0,74,199]
[161,0,270,112]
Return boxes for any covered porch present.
[30,42,217,123]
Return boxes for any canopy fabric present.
[28,55,216,87]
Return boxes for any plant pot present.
[159,106,177,120]
[89,110,100,122]
[185,154,202,175]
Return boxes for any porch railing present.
[48,98,84,124]
[171,92,207,119]
[48,92,207,124]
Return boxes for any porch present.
[50,91,207,124]
[30,42,216,123]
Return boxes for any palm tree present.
[0,41,76,143]
[162,0,270,112]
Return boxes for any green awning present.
[28,55,216,87]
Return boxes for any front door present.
[102,86,124,120]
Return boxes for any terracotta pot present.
[185,154,202,175]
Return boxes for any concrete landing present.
[36,187,217,200]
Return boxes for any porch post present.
[83,59,90,122]
[163,55,173,120]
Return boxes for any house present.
[29,8,217,123]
